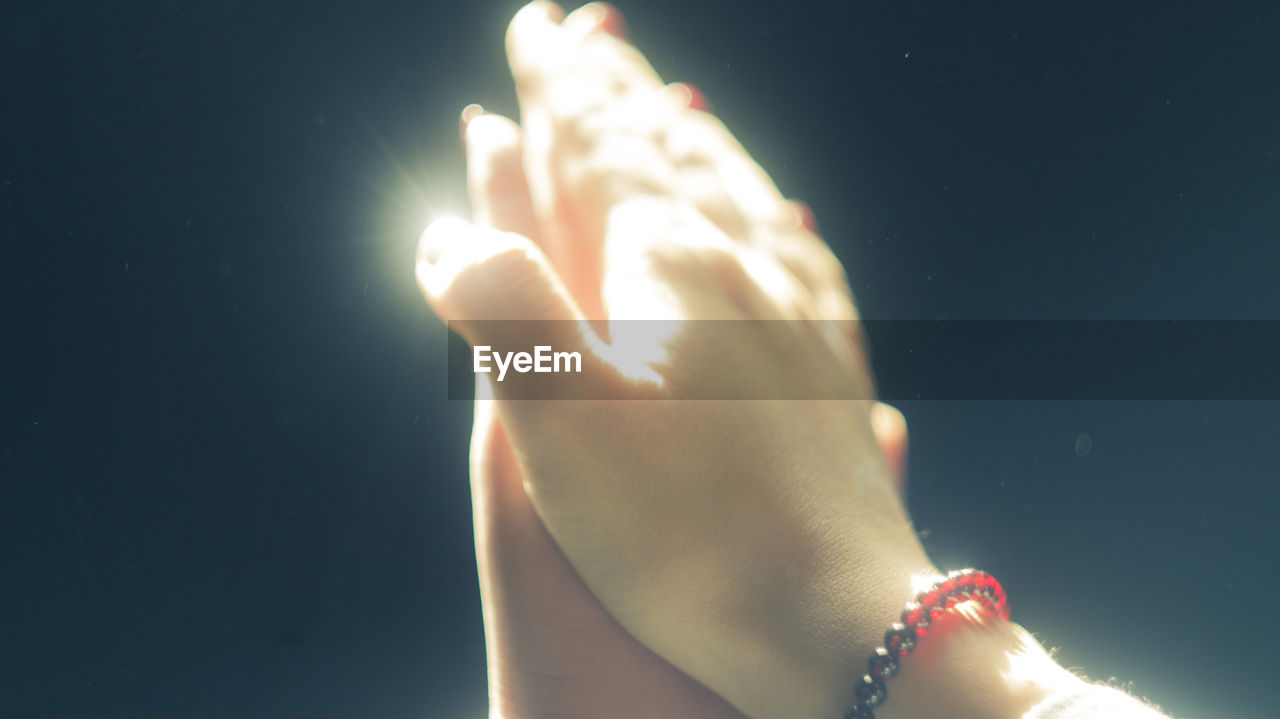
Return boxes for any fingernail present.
[418,216,471,267]
[564,3,627,41]
[681,83,712,112]
[459,103,485,143]
[791,200,819,234]
[592,3,628,40]
[518,0,565,25]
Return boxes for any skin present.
[418,3,1091,718]
[459,103,759,717]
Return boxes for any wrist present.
[708,541,940,719]
[719,560,1080,719]
[876,613,1080,719]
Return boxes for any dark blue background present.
[2,1,1277,717]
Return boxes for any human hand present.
[455,6,910,716]
[456,40,747,717]
[420,3,1072,718]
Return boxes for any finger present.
[512,8,790,251]
[507,2,661,104]
[601,197,757,323]
[416,217,602,398]
[772,228,858,323]
[662,81,711,113]
[470,390,549,606]
[463,107,540,242]
[562,1,628,40]
[660,106,791,237]
[870,402,909,496]
[463,106,608,316]
[506,1,672,281]
[505,2,853,332]
[661,89,856,330]
[790,199,819,235]
[777,200,870,369]
[416,217,576,321]
[468,396,577,714]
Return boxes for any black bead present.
[869,646,899,680]
[843,704,875,719]
[854,674,887,708]
[884,623,917,655]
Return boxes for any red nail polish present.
[792,200,819,234]
[683,83,711,112]
[591,2,628,40]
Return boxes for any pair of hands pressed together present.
[417,3,1082,718]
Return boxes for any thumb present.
[870,401,909,496]
[416,216,601,398]
[417,216,579,324]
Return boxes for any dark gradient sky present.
[3,1,1278,717]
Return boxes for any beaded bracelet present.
[842,568,1009,719]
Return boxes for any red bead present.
[901,601,932,635]
[842,569,1009,719]
[904,605,923,627]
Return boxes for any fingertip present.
[872,399,906,429]
[459,103,485,143]
[870,401,909,488]
[563,2,627,39]
[460,102,486,128]
[520,0,565,23]
[417,215,475,270]
[789,199,820,235]
[507,1,565,67]
[415,217,515,311]
[464,111,522,154]
[593,2,628,39]
[415,218,549,310]
[664,82,711,112]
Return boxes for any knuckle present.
[450,241,542,299]
[644,241,752,292]
[779,238,849,289]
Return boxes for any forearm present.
[1024,680,1172,719]
[719,574,1167,719]
[711,570,1073,719]
[876,615,1080,719]
[682,479,1144,719]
